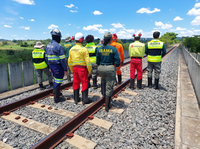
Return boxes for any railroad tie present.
[1,112,97,149]
[29,103,113,130]
[0,141,14,149]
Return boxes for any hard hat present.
[112,33,117,39]
[75,32,84,42]
[133,33,142,37]
[50,29,62,37]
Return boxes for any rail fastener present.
[50,93,54,96]
[22,119,28,123]
[3,111,10,115]
[66,133,74,139]
[41,105,45,108]
[88,115,94,120]
[15,116,21,120]
[48,106,53,110]
[30,101,35,105]
[66,97,71,100]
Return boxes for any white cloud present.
[175,27,186,31]
[4,25,12,28]
[65,4,74,8]
[29,19,35,21]
[19,26,30,30]
[4,6,18,15]
[194,2,200,8]
[173,16,183,21]
[179,30,194,37]
[76,7,78,9]
[68,23,71,25]
[191,16,200,25]
[70,10,78,13]
[155,21,173,29]
[154,27,160,30]
[187,8,200,15]
[194,29,200,32]
[126,29,135,33]
[13,0,35,5]
[48,24,59,29]
[93,10,103,15]
[83,24,103,31]
[43,32,47,34]
[20,16,24,19]
[25,35,27,36]
[136,8,160,14]
[11,35,18,37]
[110,28,116,32]
[111,23,124,28]
[98,29,108,34]
[0,36,2,38]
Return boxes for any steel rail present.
[31,46,177,149]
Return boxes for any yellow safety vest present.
[129,41,145,58]
[85,43,96,63]
[147,40,163,62]
[32,49,48,69]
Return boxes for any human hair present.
[153,32,160,39]
[52,35,61,43]
[103,38,111,47]
[134,37,140,41]
[85,35,94,43]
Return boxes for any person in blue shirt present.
[96,32,120,112]
[45,29,67,103]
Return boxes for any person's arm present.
[129,44,131,58]
[68,50,73,73]
[45,46,49,65]
[59,46,67,71]
[145,44,148,55]
[96,48,100,66]
[162,43,167,57]
[114,48,120,67]
[142,44,145,58]
[120,44,124,63]
[84,48,92,74]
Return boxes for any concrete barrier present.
[182,47,200,106]
[191,53,197,59]
[22,61,34,86]
[8,62,23,90]
[0,64,9,93]
[198,53,200,62]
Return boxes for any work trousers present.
[130,58,142,80]
[49,64,64,89]
[147,62,161,79]
[36,67,53,85]
[91,63,98,79]
[116,64,121,75]
[98,65,116,96]
[65,59,71,81]
[73,66,88,92]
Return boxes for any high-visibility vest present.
[86,43,96,63]
[32,49,47,69]
[147,40,164,62]
[129,41,145,58]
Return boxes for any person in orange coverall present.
[110,33,124,84]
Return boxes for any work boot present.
[39,84,46,90]
[129,79,135,90]
[154,79,159,89]
[92,76,98,89]
[53,86,60,103]
[108,97,112,109]
[49,82,53,88]
[137,79,142,89]
[148,77,152,88]
[101,82,106,97]
[74,88,80,105]
[82,89,90,105]
[118,75,122,84]
[88,76,91,88]
[105,96,110,112]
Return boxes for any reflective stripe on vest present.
[147,55,162,62]
[33,61,48,69]
[147,40,163,62]
[54,77,63,84]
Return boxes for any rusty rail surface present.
[31,46,177,149]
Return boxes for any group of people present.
[31,29,166,112]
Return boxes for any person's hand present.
[49,69,51,72]
[121,61,124,65]
[64,71,68,76]
[88,74,92,77]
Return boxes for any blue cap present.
[50,29,62,37]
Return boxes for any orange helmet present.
[112,33,117,42]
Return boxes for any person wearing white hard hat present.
[129,33,145,89]
[68,32,92,105]
[45,29,68,103]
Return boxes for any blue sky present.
[0,0,200,40]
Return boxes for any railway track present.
[0,45,177,149]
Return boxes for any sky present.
[0,0,200,40]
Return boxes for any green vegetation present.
[159,32,180,47]
[182,35,200,53]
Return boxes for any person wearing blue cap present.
[45,29,68,103]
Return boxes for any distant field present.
[0,45,33,50]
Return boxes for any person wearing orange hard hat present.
[110,33,124,84]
